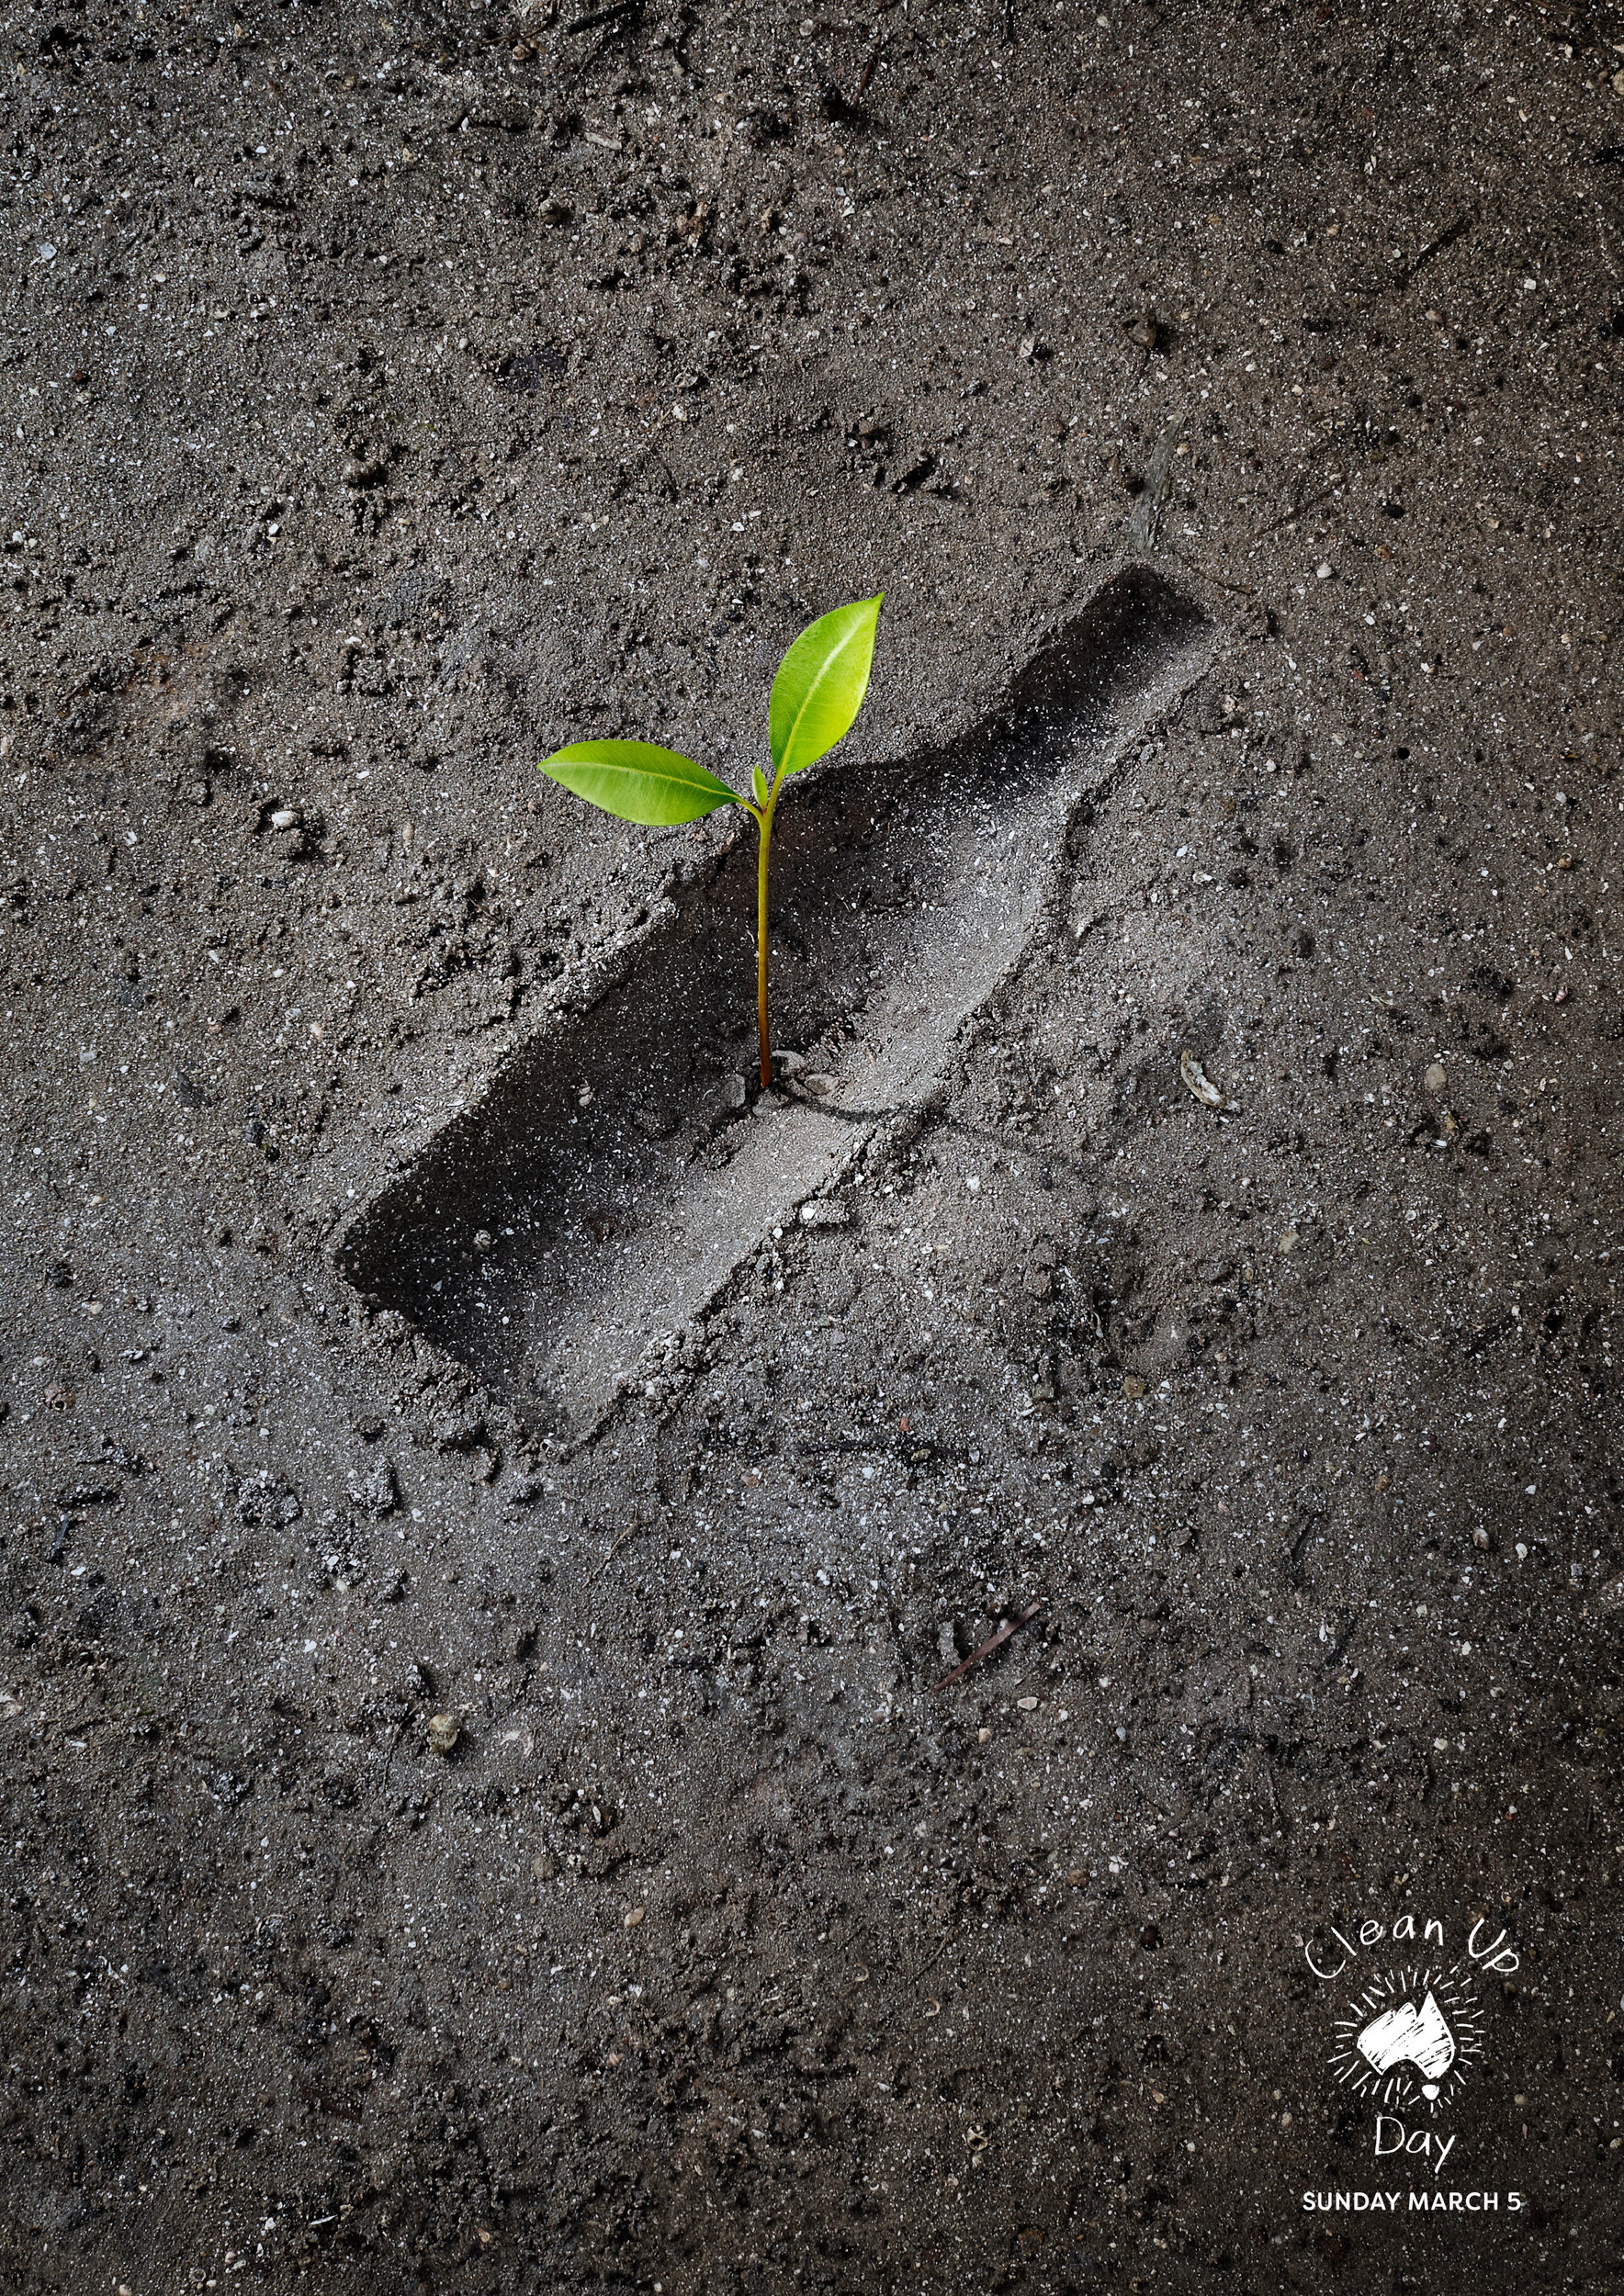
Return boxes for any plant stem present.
[754,790,778,1090]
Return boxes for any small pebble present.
[1315,561,1333,580]
[719,1073,747,1111]
[801,1074,836,1098]
[427,1713,460,1754]
[1425,1062,1447,1094]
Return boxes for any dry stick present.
[1252,474,1344,540]
[1396,209,1473,287]
[565,0,638,30]
[933,1599,1043,1692]
[595,1522,646,1579]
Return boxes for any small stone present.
[624,1903,645,1928]
[719,1073,747,1111]
[268,806,300,832]
[427,1713,460,1754]
[1277,1229,1299,1255]
[1425,1062,1448,1095]
[1121,1373,1146,1400]
[798,1199,851,1229]
[351,1459,399,1517]
[532,1848,558,1881]
[801,1073,837,1098]
[773,1049,806,1075]
[1315,561,1333,580]
[473,1229,494,1255]
[1016,1694,1038,1712]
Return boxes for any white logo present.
[1303,1909,1519,2180]
[1331,1962,1485,2113]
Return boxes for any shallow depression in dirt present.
[341,569,1212,1426]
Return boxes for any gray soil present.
[2,4,1621,2293]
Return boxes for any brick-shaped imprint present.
[340,568,1214,1432]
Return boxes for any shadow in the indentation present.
[340,567,1212,1424]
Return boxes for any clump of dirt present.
[2,4,1621,2292]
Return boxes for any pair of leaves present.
[537,595,883,827]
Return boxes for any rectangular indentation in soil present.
[339,569,1213,1433]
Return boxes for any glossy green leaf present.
[768,595,883,783]
[751,763,769,807]
[537,739,738,827]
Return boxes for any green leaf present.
[537,739,738,827]
[751,763,769,807]
[768,595,883,783]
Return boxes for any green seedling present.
[537,596,883,1090]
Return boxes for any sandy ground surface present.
[3,2,1622,2290]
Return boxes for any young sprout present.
[537,596,883,1089]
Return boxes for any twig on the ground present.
[1253,474,1345,539]
[1395,209,1473,287]
[934,1599,1043,1692]
[594,1522,646,1578]
[565,0,638,32]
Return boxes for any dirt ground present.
[3,0,1623,2289]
